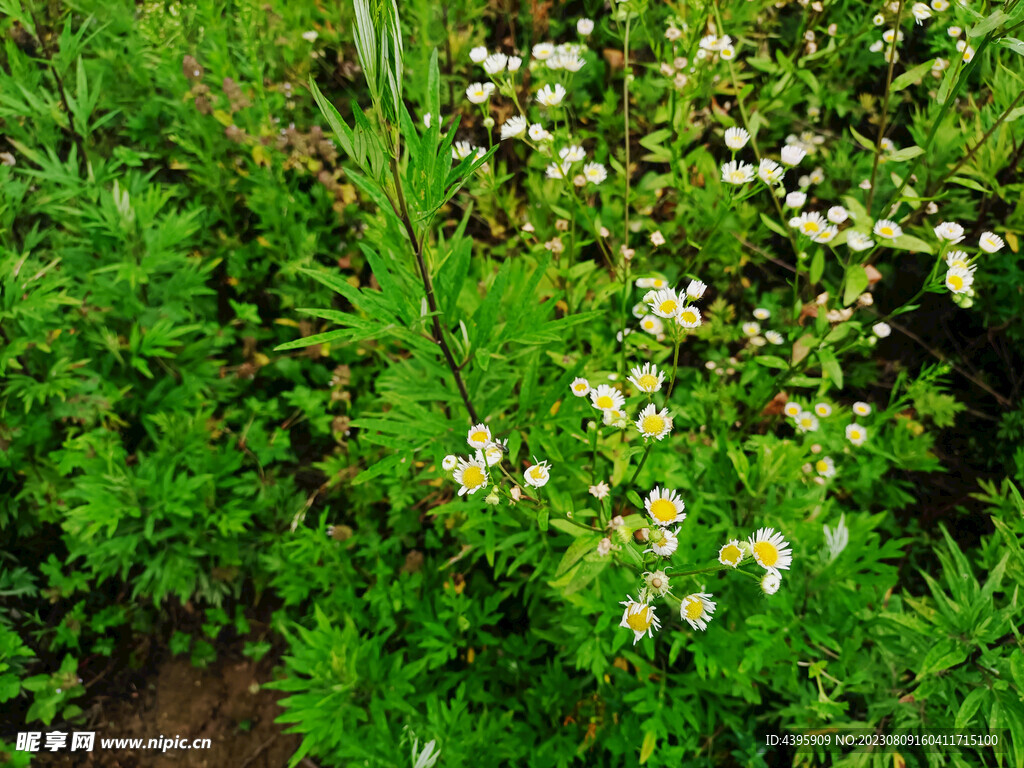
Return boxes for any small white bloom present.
[590,384,625,412]
[577,18,595,35]
[873,322,891,338]
[453,455,488,496]
[527,123,552,142]
[753,307,771,320]
[466,82,495,104]
[823,513,849,562]
[680,593,716,631]
[944,265,974,294]
[765,330,784,345]
[500,115,528,140]
[934,221,965,243]
[979,232,1004,253]
[619,596,661,645]
[635,403,673,441]
[650,231,665,246]
[532,42,555,60]
[589,481,610,499]
[524,460,551,488]
[780,145,806,166]
[749,527,793,571]
[536,83,566,106]
[676,305,702,329]
[794,411,820,433]
[761,570,781,595]
[644,487,686,526]
[758,158,785,184]
[845,423,868,446]
[647,527,679,557]
[686,279,708,299]
[483,52,508,74]
[814,456,836,478]
[847,231,875,251]
[724,126,750,149]
[559,145,586,163]
[827,205,848,224]
[628,363,666,393]
[911,2,932,23]
[948,25,962,37]
[583,162,607,184]
[872,219,902,240]
[721,160,755,184]
[442,455,458,471]
[507,56,523,72]
[470,46,488,63]
[718,539,745,567]
[814,402,832,418]
[467,423,492,449]
[570,377,591,397]
[852,401,872,416]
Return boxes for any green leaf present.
[639,731,657,763]
[849,125,876,152]
[809,248,824,285]
[886,146,925,162]
[817,347,843,390]
[555,534,603,577]
[955,688,988,729]
[968,10,1008,39]
[1000,37,1024,57]
[843,265,869,306]
[760,213,787,237]
[888,234,933,254]
[890,60,935,92]
[754,355,788,369]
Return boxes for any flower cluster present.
[441,423,552,502]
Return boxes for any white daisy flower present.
[795,411,820,433]
[646,527,679,557]
[811,224,838,244]
[827,205,848,224]
[948,25,962,37]
[466,82,495,104]
[524,460,551,487]
[873,322,891,338]
[931,0,949,10]
[442,455,458,471]
[619,596,660,645]
[979,232,1004,253]
[644,487,686,526]
[590,384,625,412]
[780,144,806,166]
[500,115,528,140]
[944,265,974,294]
[933,221,965,243]
[749,526,793,571]
[742,321,761,336]
[639,315,665,335]
[882,29,905,44]
[676,305,702,328]
[603,407,629,428]
[753,307,772,320]
[852,401,872,416]
[665,26,682,41]
[847,231,875,251]
[961,45,975,63]
[452,141,476,160]
[783,402,802,418]
[559,145,586,163]
[686,279,708,299]
[536,83,566,106]
[507,55,523,72]
[469,46,488,63]
[545,161,571,180]
[814,402,832,417]
[570,377,591,397]
[628,363,665,393]
[765,330,784,345]
[791,212,827,238]
[911,2,932,22]
[680,593,716,631]
[532,42,555,60]
[643,570,672,598]
[945,250,973,270]
[577,18,595,35]
[483,52,508,74]
[650,231,665,246]
[636,403,673,441]
[719,46,736,60]
[721,160,756,184]
[648,288,682,318]
[583,162,607,184]
[724,126,750,149]
[528,123,553,142]
[467,423,493,449]
[786,191,807,209]
[761,570,781,595]
[589,481,610,499]
[718,539,745,567]
[483,441,505,466]
[758,158,785,184]
[845,423,868,446]
[453,455,489,496]
[872,219,902,240]
[814,456,836,477]
[873,13,885,25]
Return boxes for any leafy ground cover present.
[1,0,1024,766]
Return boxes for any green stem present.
[629,443,653,486]
[866,0,905,214]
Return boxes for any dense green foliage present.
[1,0,1023,766]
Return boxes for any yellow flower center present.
[462,466,486,489]
[637,374,658,390]
[803,222,820,234]
[471,430,489,443]
[625,606,652,632]
[948,274,963,291]
[880,226,893,237]
[641,415,666,435]
[753,541,779,567]
[850,429,862,440]
[529,466,545,481]
[680,310,698,324]
[684,599,704,621]
[720,544,741,564]
[801,418,813,427]
[596,395,614,409]
[815,460,830,473]
[652,279,666,288]
[574,383,587,392]
[649,498,677,522]
[658,300,678,315]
